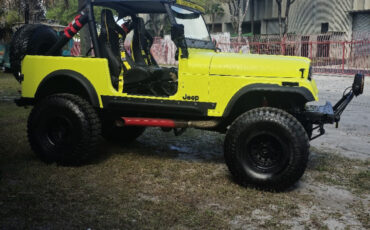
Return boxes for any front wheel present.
[27,94,101,165]
[224,107,310,191]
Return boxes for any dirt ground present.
[0,73,369,229]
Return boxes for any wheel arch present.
[223,84,315,119]
[35,70,100,107]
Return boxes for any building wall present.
[205,0,370,35]
[205,0,299,34]
[288,0,352,35]
[205,0,279,34]
[353,0,370,9]
[352,13,370,33]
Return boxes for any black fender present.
[35,70,100,107]
[223,83,315,117]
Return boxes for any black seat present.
[132,17,157,66]
[98,9,122,88]
[122,17,178,96]
[123,66,178,96]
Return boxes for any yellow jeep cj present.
[10,0,365,191]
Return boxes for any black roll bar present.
[47,0,101,57]
[86,0,101,57]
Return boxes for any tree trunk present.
[150,14,158,36]
[251,0,254,34]
[64,0,69,8]
[18,0,22,22]
[78,0,91,56]
[24,2,29,24]
[228,0,249,41]
[276,0,282,38]
[284,2,290,34]
[284,0,295,35]
[211,14,215,33]
[237,21,243,43]
[237,1,244,43]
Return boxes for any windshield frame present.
[166,3,215,50]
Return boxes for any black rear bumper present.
[14,97,35,107]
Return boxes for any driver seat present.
[98,9,122,89]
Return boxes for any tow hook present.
[310,124,326,140]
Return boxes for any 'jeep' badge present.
[183,94,199,101]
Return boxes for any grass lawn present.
[0,72,21,98]
[0,72,369,229]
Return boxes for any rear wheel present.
[28,94,101,165]
[224,107,310,191]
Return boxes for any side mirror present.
[171,24,188,59]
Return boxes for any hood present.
[210,52,311,78]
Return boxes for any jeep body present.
[20,50,318,120]
[18,0,319,126]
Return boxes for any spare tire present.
[10,24,60,78]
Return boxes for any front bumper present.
[304,73,365,140]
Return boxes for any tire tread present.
[224,107,310,191]
[27,94,101,165]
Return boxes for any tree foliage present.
[205,0,225,33]
[45,0,102,26]
[0,0,23,26]
[45,0,78,25]
[0,0,48,26]
[147,14,171,37]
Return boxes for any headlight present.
[353,73,365,96]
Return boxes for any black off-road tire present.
[27,94,101,166]
[101,116,146,143]
[224,107,310,191]
[10,24,60,78]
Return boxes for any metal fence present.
[214,33,370,75]
[71,32,370,75]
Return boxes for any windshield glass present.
[171,5,210,42]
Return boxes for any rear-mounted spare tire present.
[10,24,61,79]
